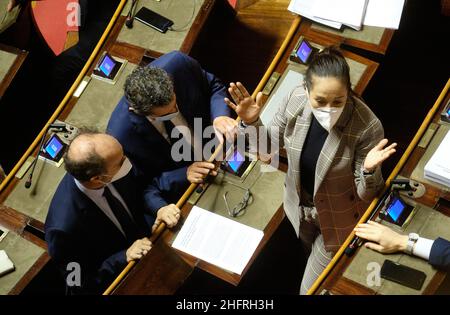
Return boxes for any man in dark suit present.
[107,51,236,212]
[355,220,450,270]
[45,132,182,294]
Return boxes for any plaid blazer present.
[254,86,385,253]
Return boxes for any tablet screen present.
[227,149,245,173]
[99,54,116,77]
[296,40,313,63]
[44,135,64,159]
[386,197,406,222]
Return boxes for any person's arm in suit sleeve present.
[353,116,385,202]
[46,228,127,294]
[143,166,190,215]
[204,68,231,120]
[177,51,231,120]
[428,237,450,270]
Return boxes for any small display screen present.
[99,55,116,77]
[296,40,313,63]
[387,197,406,222]
[227,149,245,173]
[44,136,64,159]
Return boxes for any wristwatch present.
[362,166,375,176]
[238,120,248,130]
[405,233,419,255]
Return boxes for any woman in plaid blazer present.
[225,47,397,294]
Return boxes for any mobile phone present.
[380,259,426,290]
[134,7,174,33]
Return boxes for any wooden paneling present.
[0,43,27,99]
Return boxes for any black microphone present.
[25,123,68,189]
[125,0,138,29]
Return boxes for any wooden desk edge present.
[0,43,28,98]
[310,78,450,295]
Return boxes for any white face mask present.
[100,157,133,185]
[305,88,345,132]
[310,105,344,132]
[148,104,179,122]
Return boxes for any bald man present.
[45,132,182,294]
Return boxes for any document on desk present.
[424,130,450,187]
[172,206,264,275]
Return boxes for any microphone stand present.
[125,0,138,29]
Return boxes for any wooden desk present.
[0,0,215,294]
[301,20,395,55]
[310,79,450,295]
[0,205,49,294]
[0,43,27,99]
[112,161,288,294]
[0,4,387,294]
[108,0,215,64]
[107,16,381,294]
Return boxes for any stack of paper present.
[288,0,405,30]
[172,206,264,275]
[424,131,450,188]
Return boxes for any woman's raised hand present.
[224,82,263,125]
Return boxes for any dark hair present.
[124,66,174,116]
[64,131,106,182]
[305,46,351,92]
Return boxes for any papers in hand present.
[172,206,264,275]
[424,130,450,187]
[288,0,405,30]
[0,250,15,277]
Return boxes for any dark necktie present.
[163,120,176,144]
[103,186,139,241]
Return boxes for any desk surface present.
[302,20,394,55]
[0,1,393,294]
[0,0,216,226]
[109,15,382,293]
[311,81,450,295]
[0,0,214,294]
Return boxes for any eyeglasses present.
[223,189,252,218]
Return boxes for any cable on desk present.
[169,0,196,32]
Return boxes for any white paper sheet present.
[288,0,342,29]
[0,250,14,277]
[260,70,304,126]
[311,0,368,30]
[172,206,264,275]
[424,130,450,187]
[363,0,405,29]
